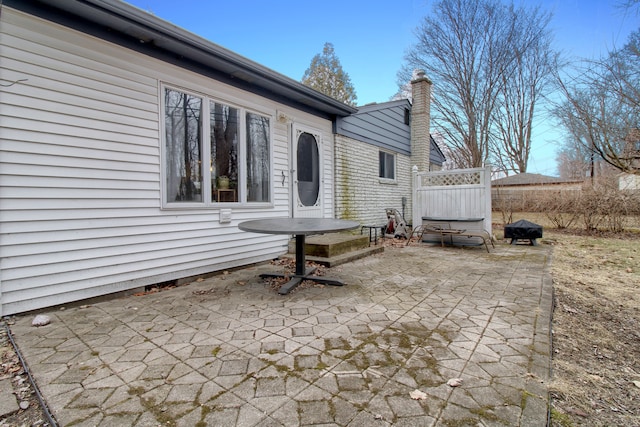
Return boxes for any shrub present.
[493,177,640,232]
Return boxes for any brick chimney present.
[410,70,432,172]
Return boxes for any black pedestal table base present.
[238,218,360,295]
[259,234,346,294]
[260,269,346,295]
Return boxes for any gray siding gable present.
[336,99,411,155]
[336,100,446,166]
[430,136,446,166]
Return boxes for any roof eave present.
[20,0,357,117]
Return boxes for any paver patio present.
[8,243,552,426]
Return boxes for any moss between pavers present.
[550,407,574,426]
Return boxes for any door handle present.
[281,170,286,186]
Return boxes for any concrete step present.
[287,233,370,258]
[285,232,383,267]
[282,245,383,267]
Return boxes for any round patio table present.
[238,218,360,294]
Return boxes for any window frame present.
[379,150,396,181]
[160,84,274,209]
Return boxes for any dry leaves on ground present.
[548,230,640,426]
[0,325,50,426]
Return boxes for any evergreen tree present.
[302,43,357,107]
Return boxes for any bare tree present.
[556,139,591,180]
[616,0,640,15]
[554,29,640,176]
[400,0,556,170]
[212,103,238,181]
[165,90,202,202]
[491,6,556,174]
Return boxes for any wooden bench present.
[406,223,494,252]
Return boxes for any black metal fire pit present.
[504,219,543,246]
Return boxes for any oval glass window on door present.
[297,132,319,207]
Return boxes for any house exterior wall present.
[493,182,584,192]
[336,100,411,155]
[0,8,334,315]
[491,182,585,204]
[619,173,640,191]
[335,135,412,226]
[429,137,445,170]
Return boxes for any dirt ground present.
[0,325,51,426]
[1,218,639,426]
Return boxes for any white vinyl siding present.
[0,8,334,315]
[321,134,335,218]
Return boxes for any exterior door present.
[292,126,323,218]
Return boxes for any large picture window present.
[379,151,395,180]
[163,87,271,206]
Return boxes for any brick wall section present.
[335,134,412,226]
[411,70,432,172]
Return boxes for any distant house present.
[619,129,640,190]
[334,72,445,225]
[492,173,584,210]
[492,173,584,189]
[619,173,640,191]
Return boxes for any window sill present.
[378,178,397,185]
[161,202,274,210]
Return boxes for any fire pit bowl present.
[504,219,543,246]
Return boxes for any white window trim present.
[379,150,397,183]
[160,83,275,209]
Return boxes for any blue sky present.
[126,0,637,176]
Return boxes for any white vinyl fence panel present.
[412,166,492,235]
